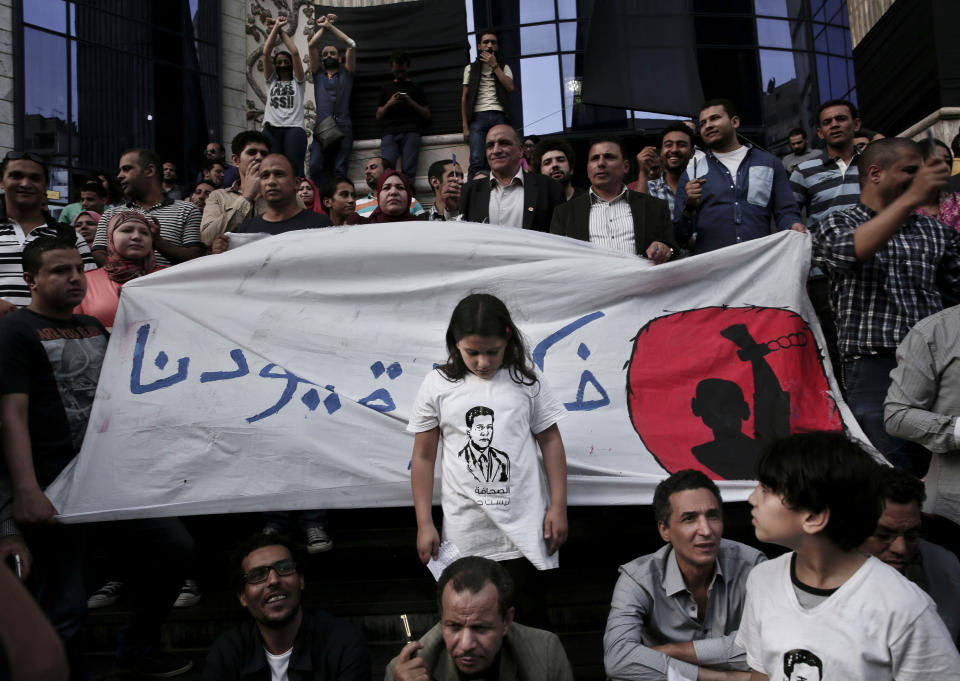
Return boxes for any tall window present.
[18,0,221,205]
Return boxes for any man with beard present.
[634,122,697,223]
[535,138,581,201]
[162,162,183,199]
[355,156,424,219]
[196,142,239,188]
[814,138,959,476]
[307,14,357,182]
[203,533,370,680]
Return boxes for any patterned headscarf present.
[368,170,416,223]
[103,210,159,285]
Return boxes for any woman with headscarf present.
[368,170,418,223]
[261,15,308,177]
[297,177,325,214]
[73,210,101,247]
[75,211,162,330]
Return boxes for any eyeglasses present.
[871,528,921,545]
[242,559,297,584]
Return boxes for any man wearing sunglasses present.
[860,466,960,642]
[204,533,370,680]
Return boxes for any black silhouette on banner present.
[627,306,842,480]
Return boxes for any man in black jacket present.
[551,138,677,262]
[204,533,370,680]
[457,125,564,231]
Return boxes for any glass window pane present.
[828,56,847,98]
[827,26,848,55]
[467,33,477,62]
[813,24,827,52]
[520,0,555,24]
[70,40,78,131]
[758,49,797,89]
[562,53,576,129]
[24,0,67,33]
[816,54,830,102]
[24,28,68,158]
[754,0,789,17]
[464,0,475,35]
[558,0,578,20]
[520,24,557,55]
[559,21,577,52]
[521,56,563,134]
[756,19,792,48]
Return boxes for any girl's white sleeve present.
[530,371,568,434]
[407,370,441,433]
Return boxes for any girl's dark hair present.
[439,293,537,386]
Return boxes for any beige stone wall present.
[847,0,896,48]
[0,0,15,157]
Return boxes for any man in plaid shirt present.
[814,137,958,476]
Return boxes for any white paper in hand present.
[426,541,463,581]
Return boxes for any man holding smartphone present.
[461,32,515,178]
[377,51,431,189]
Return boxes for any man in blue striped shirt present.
[790,100,862,228]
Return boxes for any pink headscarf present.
[368,170,416,223]
[103,211,160,285]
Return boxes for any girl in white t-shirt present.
[261,15,308,178]
[408,293,569,576]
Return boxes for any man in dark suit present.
[457,124,564,231]
[550,137,677,263]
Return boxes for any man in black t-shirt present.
[376,51,431,188]
[212,154,330,253]
[0,238,194,677]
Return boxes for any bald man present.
[456,124,564,230]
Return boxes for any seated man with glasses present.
[860,466,960,642]
[203,532,371,680]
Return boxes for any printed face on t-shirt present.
[468,414,494,450]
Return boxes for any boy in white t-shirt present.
[736,432,959,680]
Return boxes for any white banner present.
[46,224,867,521]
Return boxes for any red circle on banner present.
[627,306,842,480]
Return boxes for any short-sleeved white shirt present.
[408,367,565,569]
[263,73,306,129]
[735,552,960,680]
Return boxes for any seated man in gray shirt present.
[604,470,765,681]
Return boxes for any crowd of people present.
[2,20,960,681]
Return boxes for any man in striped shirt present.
[0,152,95,315]
[790,99,862,228]
[92,149,204,267]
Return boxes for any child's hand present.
[543,505,568,555]
[417,523,440,564]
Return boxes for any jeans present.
[25,523,88,642]
[112,517,194,660]
[263,509,328,532]
[843,355,930,476]
[309,123,353,184]
[262,124,308,178]
[468,110,508,177]
[381,131,422,188]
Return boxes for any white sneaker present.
[87,580,125,609]
[304,524,333,553]
[173,579,202,608]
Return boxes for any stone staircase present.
[81,502,768,680]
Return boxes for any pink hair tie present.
[505,326,512,337]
